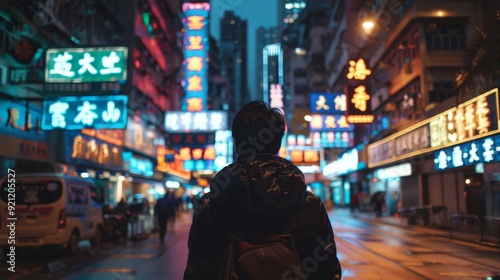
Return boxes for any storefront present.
[367,88,500,218]
[123,115,164,207]
[63,129,125,205]
[369,162,414,216]
[322,146,367,207]
[0,98,49,169]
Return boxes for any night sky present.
[209,0,279,101]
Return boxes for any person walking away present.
[167,192,177,231]
[184,101,342,279]
[154,193,170,244]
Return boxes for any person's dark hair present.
[232,100,286,156]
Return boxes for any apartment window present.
[426,23,466,51]
[428,82,454,103]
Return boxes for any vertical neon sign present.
[182,2,210,112]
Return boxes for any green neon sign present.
[45,46,128,83]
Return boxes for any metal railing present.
[450,213,481,241]
[397,205,448,227]
[482,216,500,244]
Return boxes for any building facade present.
[0,0,184,206]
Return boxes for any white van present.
[0,173,104,255]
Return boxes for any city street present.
[2,208,499,280]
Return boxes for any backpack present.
[222,210,303,280]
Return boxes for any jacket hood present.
[207,154,307,231]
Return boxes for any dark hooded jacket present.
[184,154,342,279]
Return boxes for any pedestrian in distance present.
[184,100,342,279]
[154,192,170,245]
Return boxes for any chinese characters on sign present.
[165,132,216,147]
[42,95,128,130]
[367,88,499,168]
[345,84,374,123]
[65,131,123,169]
[164,111,228,132]
[45,47,128,83]
[309,93,346,114]
[434,135,500,170]
[395,125,430,156]
[430,91,498,147]
[182,3,210,111]
[309,114,354,132]
[345,58,374,123]
[346,58,371,80]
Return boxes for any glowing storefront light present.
[182,3,210,111]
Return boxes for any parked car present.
[0,172,104,256]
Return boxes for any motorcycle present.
[102,205,131,244]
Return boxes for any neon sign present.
[309,114,354,132]
[430,90,498,147]
[346,58,371,80]
[41,95,128,130]
[434,135,500,170]
[345,84,374,123]
[309,93,346,114]
[165,111,228,132]
[45,46,128,83]
[182,3,210,111]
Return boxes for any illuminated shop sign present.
[430,89,498,147]
[123,151,154,177]
[322,148,359,177]
[81,128,123,147]
[434,135,500,170]
[182,2,210,111]
[288,148,322,166]
[395,124,430,156]
[45,46,128,83]
[42,95,128,130]
[214,130,233,170]
[309,93,346,114]
[287,132,354,148]
[177,146,216,161]
[346,58,371,81]
[0,99,46,142]
[309,114,354,132]
[374,163,412,180]
[165,111,227,132]
[65,131,123,170]
[269,84,285,115]
[124,116,157,158]
[165,132,216,147]
[345,84,374,123]
[297,165,320,174]
[183,160,214,171]
[310,132,354,148]
[368,88,500,168]
[156,146,192,180]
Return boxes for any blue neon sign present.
[182,2,210,111]
[434,135,500,170]
[42,95,128,130]
[309,93,346,114]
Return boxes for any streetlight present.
[362,20,375,32]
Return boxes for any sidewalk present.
[328,207,490,247]
[59,211,193,280]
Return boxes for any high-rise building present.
[278,0,307,32]
[219,11,247,116]
[256,27,281,101]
